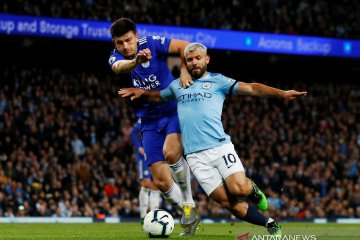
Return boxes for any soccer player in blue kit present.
[108,18,200,236]
[119,42,307,237]
[130,119,161,224]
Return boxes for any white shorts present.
[186,143,245,196]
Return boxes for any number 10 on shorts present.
[222,153,236,168]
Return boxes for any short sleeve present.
[217,74,240,95]
[108,50,125,68]
[160,80,177,101]
[147,36,171,55]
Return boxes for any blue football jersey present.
[109,36,177,119]
[160,72,240,155]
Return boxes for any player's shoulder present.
[207,72,237,87]
[208,72,222,77]
[207,72,227,81]
[135,120,141,128]
[109,48,119,56]
[170,78,181,87]
[163,78,180,92]
[145,35,168,46]
[108,48,123,65]
[138,36,163,50]
[140,35,162,44]
[138,36,150,46]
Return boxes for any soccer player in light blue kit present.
[119,42,307,237]
[130,119,161,224]
[108,18,200,235]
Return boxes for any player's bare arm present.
[118,88,163,102]
[112,48,152,74]
[169,39,193,88]
[237,82,307,100]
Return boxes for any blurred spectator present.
[71,134,85,156]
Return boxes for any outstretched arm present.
[118,88,163,102]
[236,82,307,100]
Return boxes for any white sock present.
[162,181,183,210]
[266,218,274,227]
[139,186,150,218]
[149,190,162,211]
[169,157,195,207]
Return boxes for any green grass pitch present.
[0,222,359,239]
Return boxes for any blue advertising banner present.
[1,14,359,58]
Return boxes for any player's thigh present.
[225,171,252,196]
[142,130,166,165]
[186,152,223,196]
[163,115,183,163]
[163,133,183,163]
[225,171,246,188]
[215,143,245,180]
[211,143,250,195]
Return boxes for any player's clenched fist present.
[135,48,152,64]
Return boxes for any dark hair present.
[110,18,136,38]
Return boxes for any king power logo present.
[237,232,317,240]
[132,74,160,90]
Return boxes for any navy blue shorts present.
[141,114,181,167]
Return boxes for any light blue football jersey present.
[160,72,240,155]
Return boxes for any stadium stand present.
[1,0,359,38]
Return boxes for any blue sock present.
[242,204,268,226]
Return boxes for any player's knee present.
[212,195,232,209]
[163,149,181,164]
[219,199,232,209]
[141,178,152,188]
[228,183,248,197]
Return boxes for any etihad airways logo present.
[177,91,212,103]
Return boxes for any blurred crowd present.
[0,65,359,220]
[1,0,359,39]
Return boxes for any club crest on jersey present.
[141,61,150,68]
[108,56,116,65]
[202,82,212,89]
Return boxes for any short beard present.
[191,68,206,79]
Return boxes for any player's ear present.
[206,55,210,64]
[135,32,139,43]
[112,39,115,45]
